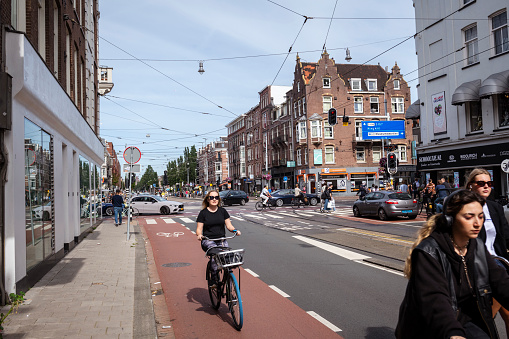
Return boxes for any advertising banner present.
[313,149,323,165]
[432,91,447,134]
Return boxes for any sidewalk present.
[1,218,161,339]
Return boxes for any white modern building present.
[2,0,105,296]
[413,0,509,193]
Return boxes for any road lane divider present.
[293,236,370,261]
[230,216,245,221]
[356,260,404,277]
[269,285,290,298]
[306,311,342,332]
[244,268,260,277]
[336,228,413,245]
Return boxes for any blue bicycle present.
[204,234,244,330]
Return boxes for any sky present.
[98,0,418,176]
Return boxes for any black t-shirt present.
[196,207,230,238]
[111,194,124,207]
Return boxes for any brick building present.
[0,0,105,297]
[197,138,228,190]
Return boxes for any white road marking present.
[244,268,259,277]
[269,285,290,298]
[191,231,196,234]
[293,235,370,261]
[242,214,266,219]
[307,311,342,332]
[356,260,404,276]
[230,216,245,221]
[261,213,284,219]
[146,219,157,224]
[162,218,175,223]
[180,217,194,223]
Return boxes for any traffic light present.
[328,108,337,126]
[387,152,397,173]
[131,173,136,185]
[163,171,168,185]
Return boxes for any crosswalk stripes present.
[162,218,175,223]
[146,219,157,224]
[261,213,284,219]
[241,213,266,219]
[180,217,195,224]
[230,216,245,221]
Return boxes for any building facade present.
[197,138,228,191]
[1,0,104,296]
[413,0,509,194]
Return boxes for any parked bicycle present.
[204,233,244,330]
[255,199,276,211]
[291,196,307,209]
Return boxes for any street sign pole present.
[126,153,133,241]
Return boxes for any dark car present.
[270,189,320,207]
[353,191,418,220]
[219,190,250,206]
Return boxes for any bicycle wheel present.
[227,272,243,330]
[291,198,299,209]
[255,201,263,211]
[207,261,222,310]
[130,207,139,218]
[268,200,276,210]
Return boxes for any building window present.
[297,149,302,166]
[304,148,308,164]
[356,147,365,162]
[367,79,377,91]
[497,93,509,127]
[355,120,363,139]
[372,146,381,162]
[351,78,361,91]
[298,99,302,116]
[492,11,508,55]
[323,96,332,113]
[302,97,306,115]
[464,24,479,65]
[215,162,221,171]
[394,79,400,90]
[325,146,334,163]
[354,97,363,113]
[299,121,307,139]
[297,81,300,92]
[391,97,404,113]
[311,120,322,138]
[467,101,483,132]
[370,97,379,113]
[323,78,331,88]
[396,145,408,162]
[324,122,333,138]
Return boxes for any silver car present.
[353,191,418,220]
[130,195,184,215]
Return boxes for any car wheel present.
[105,207,114,216]
[276,199,284,207]
[43,211,50,221]
[378,208,388,221]
[160,206,170,215]
[240,199,246,206]
[309,197,318,206]
[353,206,361,217]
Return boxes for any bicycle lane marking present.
[140,218,343,338]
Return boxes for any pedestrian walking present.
[328,184,335,212]
[399,180,409,193]
[396,190,509,339]
[111,189,124,226]
[412,178,420,199]
[467,168,509,337]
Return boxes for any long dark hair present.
[404,190,484,278]
[202,190,221,209]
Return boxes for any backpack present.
[412,181,418,190]
[320,190,327,199]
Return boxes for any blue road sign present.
[361,121,405,140]
[283,176,288,182]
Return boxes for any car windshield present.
[152,196,166,201]
[388,193,413,200]
[219,191,228,197]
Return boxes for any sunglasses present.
[208,196,220,200]
[474,180,494,187]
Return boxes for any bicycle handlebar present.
[202,232,239,242]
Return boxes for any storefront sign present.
[417,142,509,170]
[432,91,447,134]
[287,161,296,167]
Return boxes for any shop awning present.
[479,70,509,98]
[451,79,481,105]
[405,100,421,119]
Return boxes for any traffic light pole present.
[126,154,132,241]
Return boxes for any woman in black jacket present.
[467,168,509,336]
[396,190,509,339]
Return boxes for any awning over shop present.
[451,79,481,105]
[479,70,509,98]
[405,100,420,119]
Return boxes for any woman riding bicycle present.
[196,190,241,286]
[294,184,305,204]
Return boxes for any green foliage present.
[165,146,198,187]
[135,165,158,190]
[0,292,26,336]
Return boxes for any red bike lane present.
[142,217,343,338]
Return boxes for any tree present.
[135,165,158,190]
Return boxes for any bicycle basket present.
[214,249,245,269]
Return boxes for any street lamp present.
[186,162,190,187]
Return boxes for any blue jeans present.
[114,207,122,224]
[324,199,330,210]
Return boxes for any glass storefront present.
[24,119,53,270]
[79,156,90,231]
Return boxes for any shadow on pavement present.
[186,287,235,326]
[365,326,396,339]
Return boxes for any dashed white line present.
[242,214,267,219]
[146,219,157,224]
[269,285,290,298]
[307,311,342,332]
[244,268,259,277]
[262,213,284,219]
[230,216,245,221]
[162,218,175,223]
[356,260,404,276]
[180,217,194,223]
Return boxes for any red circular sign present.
[123,147,142,164]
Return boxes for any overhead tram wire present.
[321,0,339,52]
[141,126,227,145]
[104,95,233,118]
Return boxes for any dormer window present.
[351,78,361,91]
[367,79,377,91]
[323,77,331,88]
[394,79,400,90]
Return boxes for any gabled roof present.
[336,64,389,91]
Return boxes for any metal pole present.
[126,150,133,241]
